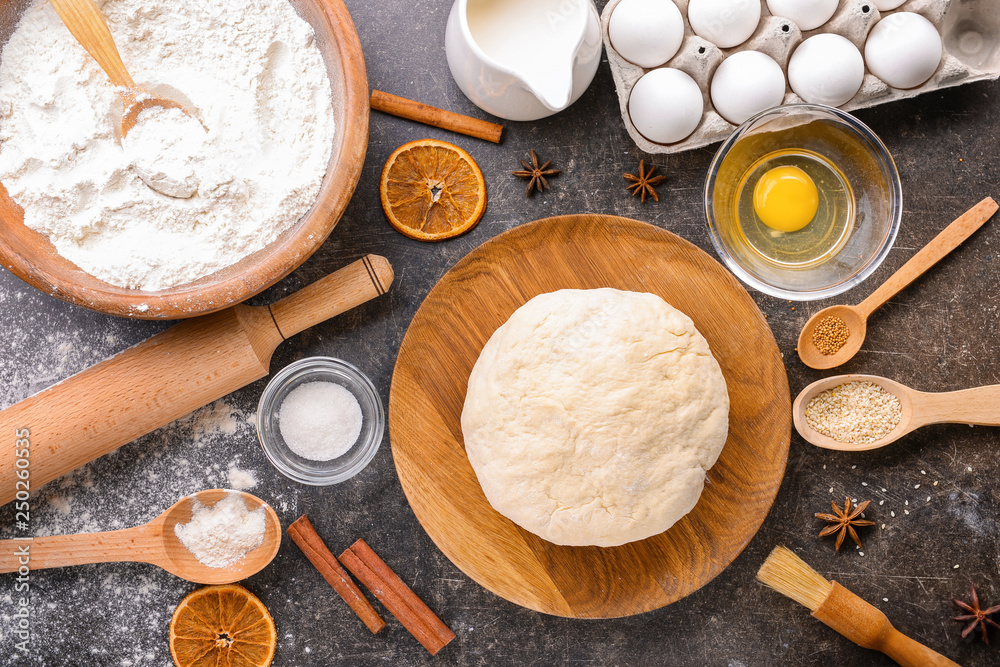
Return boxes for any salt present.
[174,492,266,569]
[278,382,363,461]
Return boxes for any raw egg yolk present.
[753,166,819,232]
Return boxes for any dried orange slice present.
[380,138,487,241]
[169,584,276,667]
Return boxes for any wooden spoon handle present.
[48,0,136,89]
[856,197,998,318]
[911,385,1000,427]
[0,526,159,572]
[269,255,394,340]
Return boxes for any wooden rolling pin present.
[0,255,393,507]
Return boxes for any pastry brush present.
[756,546,959,667]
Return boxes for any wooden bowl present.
[0,0,368,319]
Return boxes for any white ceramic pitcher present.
[445,0,602,121]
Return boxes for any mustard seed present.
[812,315,850,355]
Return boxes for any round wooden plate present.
[389,215,791,618]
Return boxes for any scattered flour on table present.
[0,396,266,661]
[174,492,267,568]
[0,0,335,290]
[228,465,259,490]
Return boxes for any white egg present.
[788,34,865,106]
[628,68,704,144]
[865,12,942,89]
[766,0,838,32]
[610,0,685,68]
[873,0,906,10]
[688,0,761,49]
[711,51,785,125]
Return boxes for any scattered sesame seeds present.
[954,564,960,569]
[879,500,884,505]
[920,470,926,475]
[862,482,868,486]
[914,484,920,489]
[883,598,889,602]
[805,381,902,444]
[812,315,851,355]
[891,511,896,517]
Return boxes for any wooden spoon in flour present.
[49,0,207,198]
[0,490,281,584]
[49,0,201,137]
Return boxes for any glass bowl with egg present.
[256,357,384,485]
[705,104,902,301]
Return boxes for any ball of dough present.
[461,289,730,548]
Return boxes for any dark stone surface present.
[2,0,1000,665]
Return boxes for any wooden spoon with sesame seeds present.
[793,374,1000,452]
[797,197,998,370]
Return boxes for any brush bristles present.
[757,546,833,612]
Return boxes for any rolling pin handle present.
[268,255,394,340]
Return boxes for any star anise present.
[953,585,1000,644]
[511,149,560,197]
[815,497,875,551]
[623,160,667,203]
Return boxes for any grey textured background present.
[2,0,1000,665]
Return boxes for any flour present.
[0,0,335,291]
[174,491,267,568]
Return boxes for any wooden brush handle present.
[814,582,959,667]
[48,0,136,88]
[0,526,159,572]
[269,255,394,340]
[857,197,997,318]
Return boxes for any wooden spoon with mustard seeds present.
[797,197,998,370]
[792,374,1000,452]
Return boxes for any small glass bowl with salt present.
[256,357,384,485]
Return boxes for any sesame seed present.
[805,382,902,445]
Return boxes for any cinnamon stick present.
[340,539,455,655]
[287,516,385,634]
[371,90,503,144]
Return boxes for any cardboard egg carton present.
[602,0,1000,154]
